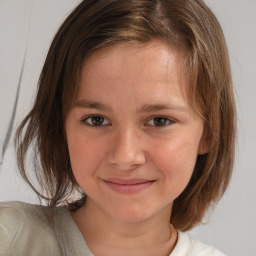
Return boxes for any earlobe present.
[198,127,210,155]
[198,139,209,155]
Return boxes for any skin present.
[65,41,208,256]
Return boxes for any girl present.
[0,0,236,255]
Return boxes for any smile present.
[102,179,156,194]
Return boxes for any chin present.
[108,206,155,223]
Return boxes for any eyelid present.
[81,114,111,126]
[145,116,175,127]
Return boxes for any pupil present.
[154,117,166,126]
[92,116,104,125]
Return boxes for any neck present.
[71,198,177,256]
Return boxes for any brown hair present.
[15,0,236,231]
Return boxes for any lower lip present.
[103,180,155,194]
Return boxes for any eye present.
[82,115,110,126]
[146,116,174,127]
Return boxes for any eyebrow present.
[75,100,112,112]
[74,100,188,113]
[137,103,188,113]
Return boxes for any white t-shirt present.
[172,231,226,256]
[0,201,226,256]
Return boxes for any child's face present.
[66,41,208,223]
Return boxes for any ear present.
[198,126,210,155]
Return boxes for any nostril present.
[110,162,142,171]
[107,131,146,170]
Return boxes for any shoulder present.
[0,201,61,256]
[171,231,226,256]
[0,201,55,230]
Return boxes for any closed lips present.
[103,179,156,194]
[104,178,155,184]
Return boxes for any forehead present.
[79,41,188,101]
[84,41,185,75]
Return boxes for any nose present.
[108,128,146,171]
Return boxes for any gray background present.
[0,0,255,255]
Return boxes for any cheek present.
[67,134,105,181]
[149,135,200,191]
[151,135,199,167]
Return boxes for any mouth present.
[102,178,156,194]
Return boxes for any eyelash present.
[81,115,175,127]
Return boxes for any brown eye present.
[83,115,110,126]
[146,117,173,127]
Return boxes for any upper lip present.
[102,178,155,185]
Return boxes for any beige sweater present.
[0,201,93,256]
[0,201,225,256]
